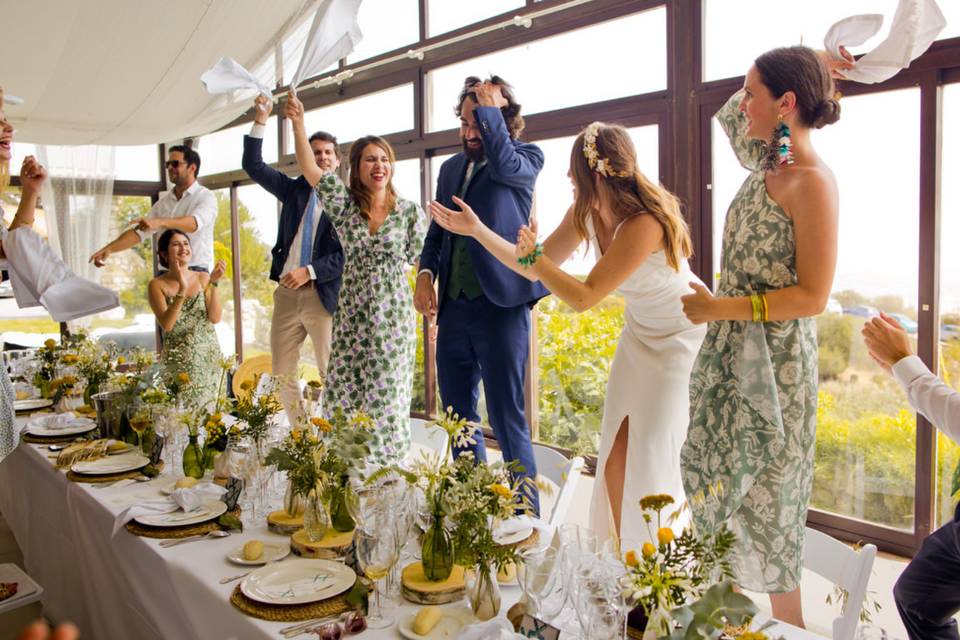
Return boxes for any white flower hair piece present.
[582,122,632,178]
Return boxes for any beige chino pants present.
[270,285,333,426]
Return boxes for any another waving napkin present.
[112,482,226,535]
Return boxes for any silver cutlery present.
[279,613,346,637]
[159,530,231,547]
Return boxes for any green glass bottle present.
[182,434,204,479]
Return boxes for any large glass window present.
[393,157,422,206]
[703,0,953,82]
[427,9,666,131]
[427,0,523,37]
[534,126,658,455]
[115,145,161,182]
[210,188,237,358]
[197,117,279,177]
[293,84,415,146]
[236,184,279,364]
[349,0,419,63]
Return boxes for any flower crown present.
[582,122,632,178]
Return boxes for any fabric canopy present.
[2,0,320,145]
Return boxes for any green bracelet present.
[517,242,543,268]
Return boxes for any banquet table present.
[0,417,821,640]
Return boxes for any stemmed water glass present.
[355,525,401,629]
[518,547,561,620]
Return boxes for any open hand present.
[168,257,190,294]
[515,218,539,263]
[471,81,508,108]
[862,311,913,372]
[680,282,716,324]
[428,196,482,237]
[210,259,227,284]
[818,46,855,80]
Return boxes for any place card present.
[518,614,560,640]
[223,477,243,511]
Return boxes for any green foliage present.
[666,582,759,640]
[816,313,854,379]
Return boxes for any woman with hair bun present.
[429,122,706,545]
[680,46,852,626]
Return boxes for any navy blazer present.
[242,135,344,315]
[419,106,549,310]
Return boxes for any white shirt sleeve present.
[417,268,434,280]
[249,123,266,138]
[892,354,960,444]
[190,189,218,235]
[306,265,316,280]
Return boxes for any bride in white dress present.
[429,122,706,542]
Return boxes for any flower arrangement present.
[202,411,228,452]
[232,376,282,447]
[49,374,79,404]
[33,338,60,395]
[75,339,118,402]
[621,493,763,640]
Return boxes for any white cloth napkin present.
[27,412,92,431]
[825,0,946,84]
[459,618,524,640]
[493,515,552,546]
[112,482,226,535]
[289,0,363,90]
[200,57,272,98]
[1,227,119,322]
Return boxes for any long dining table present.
[0,416,820,640]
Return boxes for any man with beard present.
[90,145,217,272]
[415,76,548,514]
[242,95,344,425]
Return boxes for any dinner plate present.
[227,542,290,566]
[26,418,96,437]
[0,563,43,615]
[14,398,53,412]
[134,499,228,528]
[493,525,533,546]
[71,452,149,475]
[397,603,475,639]
[240,558,355,605]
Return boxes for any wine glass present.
[128,407,152,454]
[518,547,560,620]
[355,526,400,629]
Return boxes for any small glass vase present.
[182,434,205,479]
[466,565,501,621]
[303,489,331,542]
[283,482,307,518]
[329,481,355,532]
[83,382,99,406]
[421,515,454,581]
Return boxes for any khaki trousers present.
[271,285,333,425]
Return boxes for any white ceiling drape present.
[2,0,320,145]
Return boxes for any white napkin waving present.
[112,482,226,535]
[825,0,946,84]
[1,227,119,322]
[459,618,525,640]
[200,57,272,98]
[28,412,92,431]
[289,0,363,90]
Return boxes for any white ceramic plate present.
[493,525,533,546]
[71,452,149,475]
[14,399,53,412]
[227,542,291,566]
[240,558,355,605]
[26,418,96,437]
[0,562,43,615]
[134,499,228,527]
[397,603,476,639]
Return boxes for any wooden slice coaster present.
[229,582,354,622]
[267,510,304,535]
[401,561,466,605]
[290,527,354,559]
[125,507,240,539]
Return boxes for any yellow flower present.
[352,413,374,429]
[307,433,319,445]
[642,542,656,558]
[291,429,303,443]
[177,372,190,385]
[239,379,253,391]
[624,550,639,567]
[657,527,674,546]
[61,354,79,364]
[44,339,56,349]
[205,421,215,429]
[116,356,126,365]
[307,379,323,389]
[639,494,675,513]
[488,483,512,499]
[212,412,222,422]
[311,417,333,433]
[733,632,769,640]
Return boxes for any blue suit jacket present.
[242,135,344,315]
[419,106,549,310]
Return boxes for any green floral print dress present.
[680,90,820,592]
[315,174,427,465]
[161,292,223,410]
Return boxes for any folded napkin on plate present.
[459,618,524,640]
[28,412,92,431]
[112,482,226,535]
[824,0,946,84]
[494,515,552,544]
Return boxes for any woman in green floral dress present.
[679,46,851,626]
[287,96,427,465]
[148,230,226,410]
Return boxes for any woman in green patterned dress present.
[679,46,852,627]
[287,94,427,465]
[148,230,226,410]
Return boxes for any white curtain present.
[36,145,116,285]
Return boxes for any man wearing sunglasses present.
[89,145,217,272]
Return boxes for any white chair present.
[409,417,449,457]
[531,442,585,528]
[802,527,877,640]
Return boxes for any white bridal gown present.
[586,218,707,543]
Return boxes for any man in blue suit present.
[415,77,548,514]
[242,96,344,426]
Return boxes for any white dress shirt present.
[136,180,217,270]
[249,122,317,281]
[893,354,960,444]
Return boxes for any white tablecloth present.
[0,421,819,640]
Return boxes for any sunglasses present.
[164,160,190,169]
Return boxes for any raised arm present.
[203,260,225,324]
[284,93,325,187]
[242,96,295,200]
[8,156,46,232]
[471,82,544,188]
